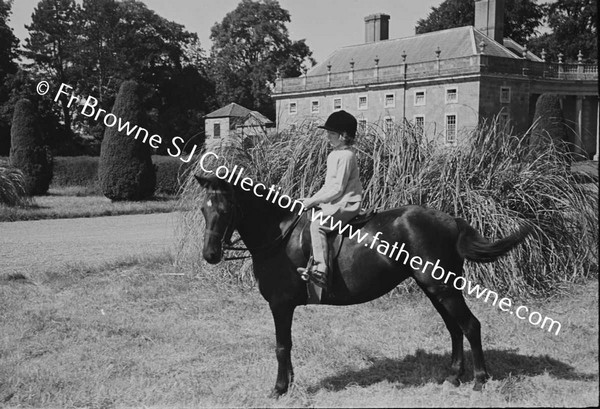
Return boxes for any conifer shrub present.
[98,81,156,201]
[9,99,53,195]
[531,94,569,155]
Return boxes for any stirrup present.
[297,256,314,281]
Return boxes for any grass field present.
[0,187,187,222]
[0,255,597,408]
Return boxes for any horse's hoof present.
[473,382,484,391]
[269,387,286,399]
[444,376,460,387]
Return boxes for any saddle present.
[302,208,377,304]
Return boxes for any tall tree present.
[0,0,19,154]
[415,0,544,45]
[24,0,79,132]
[0,0,18,82]
[529,0,597,62]
[210,0,314,119]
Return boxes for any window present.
[358,95,368,110]
[445,114,457,143]
[414,89,426,106]
[446,88,458,104]
[289,101,297,114]
[384,117,395,133]
[414,115,425,138]
[357,119,367,134]
[500,87,511,103]
[333,98,342,110]
[311,100,320,113]
[213,123,221,138]
[384,93,395,108]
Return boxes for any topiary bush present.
[98,80,156,201]
[531,94,569,155]
[9,99,53,195]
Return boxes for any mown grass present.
[0,186,188,222]
[178,120,598,298]
[0,256,597,408]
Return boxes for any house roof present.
[241,111,273,125]
[205,102,253,119]
[308,26,521,76]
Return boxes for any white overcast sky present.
[9,0,459,64]
[9,0,553,65]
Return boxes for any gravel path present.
[0,212,181,275]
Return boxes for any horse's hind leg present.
[435,290,489,390]
[423,291,465,386]
[269,302,295,397]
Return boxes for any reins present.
[205,189,304,261]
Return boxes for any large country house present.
[272,0,598,159]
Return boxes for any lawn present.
[0,255,597,408]
[0,187,188,222]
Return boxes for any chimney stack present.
[365,13,390,43]
[474,0,504,43]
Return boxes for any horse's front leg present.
[268,301,296,397]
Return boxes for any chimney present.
[474,0,504,43]
[365,13,390,43]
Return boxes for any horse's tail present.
[455,218,532,263]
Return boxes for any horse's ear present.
[194,174,213,188]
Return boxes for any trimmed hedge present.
[51,155,189,195]
[153,155,193,195]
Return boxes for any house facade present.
[272,0,598,159]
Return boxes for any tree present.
[415,0,544,44]
[528,0,597,62]
[210,0,314,119]
[0,0,18,82]
[24,0,79,133]
[0,0,19,155]
[98,80,155,201]
[9,99,53,195]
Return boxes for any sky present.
[8,0,449,65]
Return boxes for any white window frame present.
[289,101,297,115]
[445,113,457,143]
[357,118,367,134]
[414,115,425,137]
[384,116,395,133]
[500,87,511,103]
[311,100,320,114]
[358,94,368,110]
[384,92,395,108]
[414,89,426,106]
[445,87,458,104]
[333,98,342,110]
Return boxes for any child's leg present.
[309,216,330,273]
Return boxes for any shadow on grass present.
[311,349,597,392]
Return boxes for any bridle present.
[204,190,304,261]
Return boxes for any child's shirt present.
[310,148,362,206]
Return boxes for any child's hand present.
[302,198,316,209]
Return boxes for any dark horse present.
[195,174,531,396]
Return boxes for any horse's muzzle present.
[203,247,222,264]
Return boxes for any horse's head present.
[195,175,239,264]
